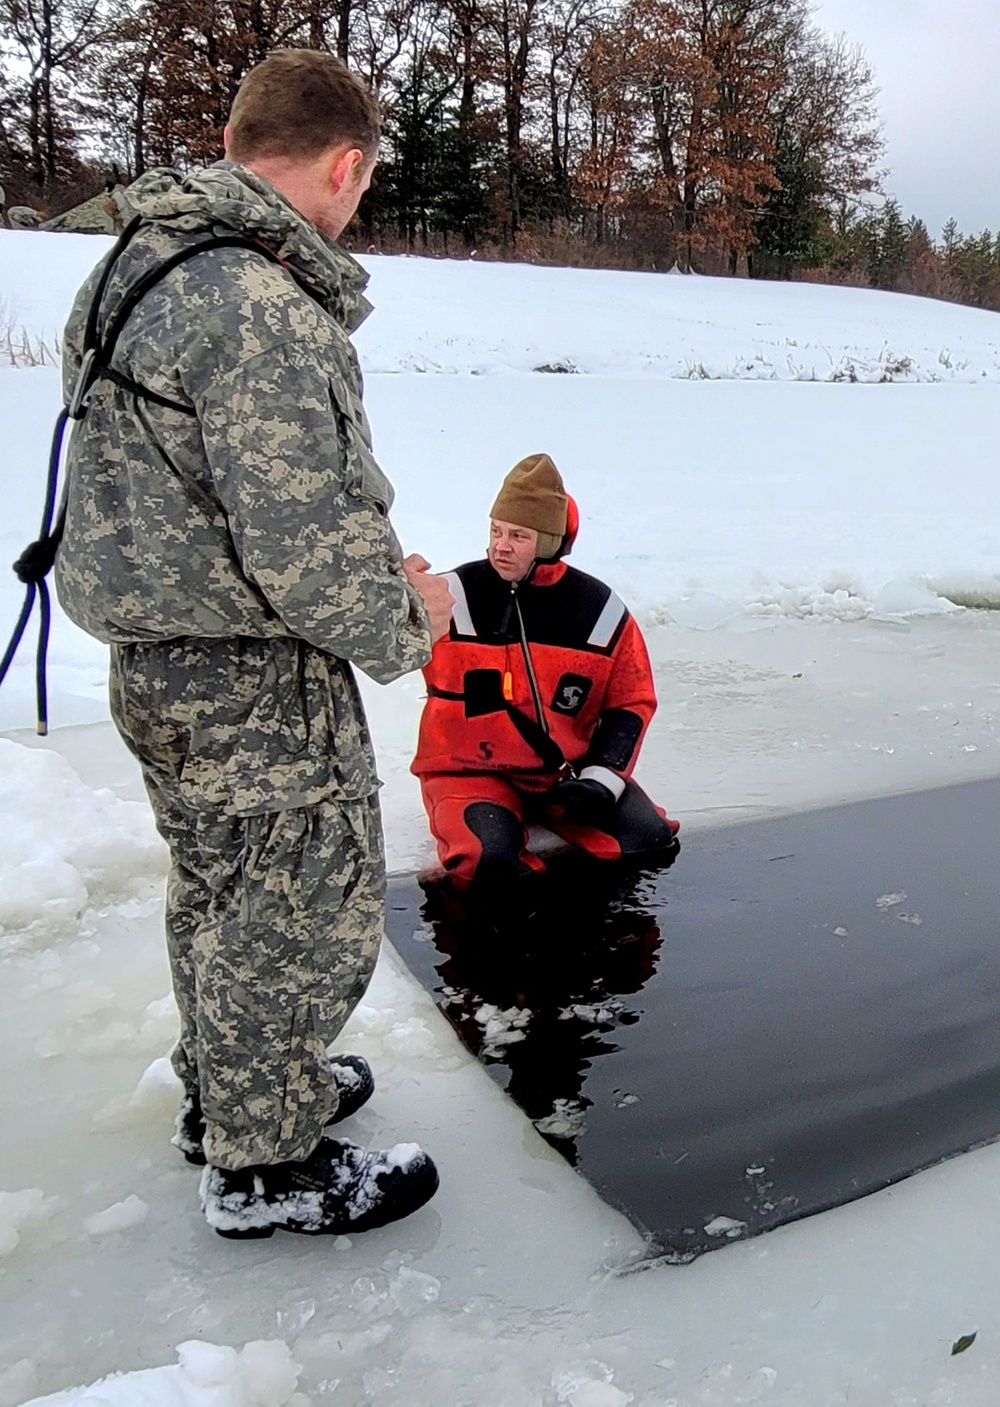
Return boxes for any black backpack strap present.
[502,699,574,778]
[2,223,311,732]
[426,680,574,779]
[70,231,293,419]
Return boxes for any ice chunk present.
[569,1385,633,1407]
[875,892,907,910]
[559,999,624,1025]
[0,1188,60,1256]
[176,1342,238,1387]
[131,1056,184,1107]
[665,590,743,631]
[0,857,88,937]
[535,1100,587,1140]
[236,1342,301,1407]
[0,1358,38,1407]
[382,1016,438,1059]
[20,1339,301,1406]
[475,1002,531,1056]
[389,1266,442,1315]
[83,1195,148,1236]
[704,1215,747,1238]
[553,1361,616,1402]
[874,579,958,619]
[0,739,165,939]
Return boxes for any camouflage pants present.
[110,638,385,1171]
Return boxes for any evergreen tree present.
[866,198,907,290]
[754,133,829,277]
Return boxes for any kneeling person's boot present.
[200,1137,439,1239]
[174,1053,376,1166]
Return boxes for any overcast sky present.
[812,0,1000,237]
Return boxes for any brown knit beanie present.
[490,454,568,549]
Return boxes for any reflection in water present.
[418,856,673,1164]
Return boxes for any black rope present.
[0,408,70,734]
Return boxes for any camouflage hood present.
[120,161,373,334]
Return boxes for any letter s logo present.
[478,740,494,761]
[551,674,592,716]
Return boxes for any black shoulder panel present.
[451,561,627,652]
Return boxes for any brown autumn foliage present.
[5,0,999,317]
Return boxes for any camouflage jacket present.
[55,162,430,690]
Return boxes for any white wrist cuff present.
[580,766,626,800]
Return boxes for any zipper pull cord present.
[513,591,549,738]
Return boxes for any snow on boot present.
[173,1053,376,1166]
[200,1137,439,1239]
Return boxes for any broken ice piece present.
[704,1215,747,1239]
[833,927,848,937]
[875,892,907,910]
[83,1194,148,1237]
[898,912,924,926]
[535,1099,586,1140]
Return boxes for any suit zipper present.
[512,586,549,739]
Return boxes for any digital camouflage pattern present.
[56,162,429,689]
[113,642,385,1168]
[57,163,432,1168]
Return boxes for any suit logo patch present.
[551,674,592,716]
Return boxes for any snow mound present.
[5,231,1000,384]
[0,740,166,940]
[21,1340,302,1407]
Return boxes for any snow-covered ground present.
[3,230,1000,1405]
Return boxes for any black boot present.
[174,1053,376,1166]
[200,1137,439,1239]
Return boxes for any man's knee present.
[612,783,679,855]
[428,794,538,885]
[462,800,537,883]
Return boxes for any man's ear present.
[222,122,231,156]
[328,146,365,195]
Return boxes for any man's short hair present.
[228,49,380,164]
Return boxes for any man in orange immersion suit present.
[411,453,679,889]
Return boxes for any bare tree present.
[0,0,117,194]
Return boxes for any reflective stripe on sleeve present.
[587,590,627,649]
[446,571,477,637]
[580,765,627,799]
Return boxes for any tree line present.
[2,0,999,312]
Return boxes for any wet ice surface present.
[3,616,1000,1403]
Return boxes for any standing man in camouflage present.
[55,50,453,1240]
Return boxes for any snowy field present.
[2,230,1000,1405]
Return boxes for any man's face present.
[489,519,539,582]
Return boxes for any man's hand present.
[403,554,454,643]
[547,776,618,826]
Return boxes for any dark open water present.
[386,778,1000,1259]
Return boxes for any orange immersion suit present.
[412,528,678,884]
